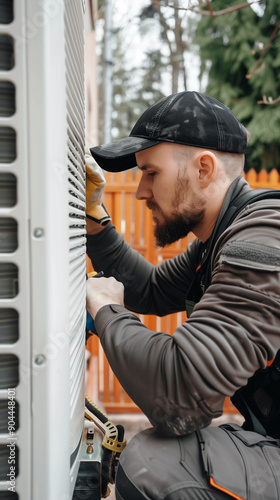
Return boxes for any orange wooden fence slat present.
[245,168,258,186]
[269,168,279,185]
[87,169,280,415]
[113,372,121,404]
[134,190,142,250]
[124,190,132,243]
[103,352,111,405]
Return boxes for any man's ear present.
[195,150,217,188]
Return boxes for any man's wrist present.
[86,216,109,235]
[87,301,116,320]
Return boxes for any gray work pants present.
[115,424,280,500]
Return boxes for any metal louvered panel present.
[0,0,30,496]
[65,0,86,424]
[69,254,86,325]
[69,327,85,413]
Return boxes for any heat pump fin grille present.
[69,208,85,221]
[66,72,85,133]
[69,196,85,215]
[0,492,19,499]
[67,138,84,175]
[0,354,19,389]
[0,263,18,299]
[65,0,86,418]
[0,34,14,71]
[69,226,86,238]
[0,218,18,253]
[67,116,84,159]
[68,149,84,180]
[0,0,14,25]
[68,168,85,210]
[68,164,84,188]
[0,443,19,480]
[0,126,16,163]
[65,15,84,94]
[0,81,15,117]
[0,308,19,344]
[0,399,19,433]
[0,174,17,208]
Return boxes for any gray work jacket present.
[86,176,280,436]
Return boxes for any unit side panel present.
[0,0,32,497]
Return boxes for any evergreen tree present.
[196,0,280,172]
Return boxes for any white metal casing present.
[0,1,87,498]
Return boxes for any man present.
[86,91,280,499]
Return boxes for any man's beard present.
[146,187,205,247]
[151,206,205,247]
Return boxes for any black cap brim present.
[90,136,161,172]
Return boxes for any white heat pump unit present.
[0,1,89,498]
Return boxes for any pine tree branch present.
[246,18,280,79]
[257,95,280,105]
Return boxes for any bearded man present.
[86,91,280,500]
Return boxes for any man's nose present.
[136,175,153,200]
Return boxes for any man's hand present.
[85,153,111,226]
[86,276,124,319]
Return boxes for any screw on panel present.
[33,228,44,238]
[35,355,45,365]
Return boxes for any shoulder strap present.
[204,188,280,291]
[185,188,280,317]
[215,188,280,245]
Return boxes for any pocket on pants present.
[196,424,280,500]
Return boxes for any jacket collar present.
[201,175,251,266]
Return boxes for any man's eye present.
[148,171,156,177]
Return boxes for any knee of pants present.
[116,428,175,498]
[115,429,153,500]
[115,428,203,500]
[116,428,157,482]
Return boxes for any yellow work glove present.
[85,154,111,225]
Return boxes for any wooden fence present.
[86,168,280,414]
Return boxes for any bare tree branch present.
[257,94,280,105]
[152,0,173,55]
[205,1,213,16]
[165,0,265,17]
[152,0,187,93]
[246,62,266,77]
[246,18,280,79]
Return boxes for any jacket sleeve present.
[93,206,280,437]
[87,223,199,315]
